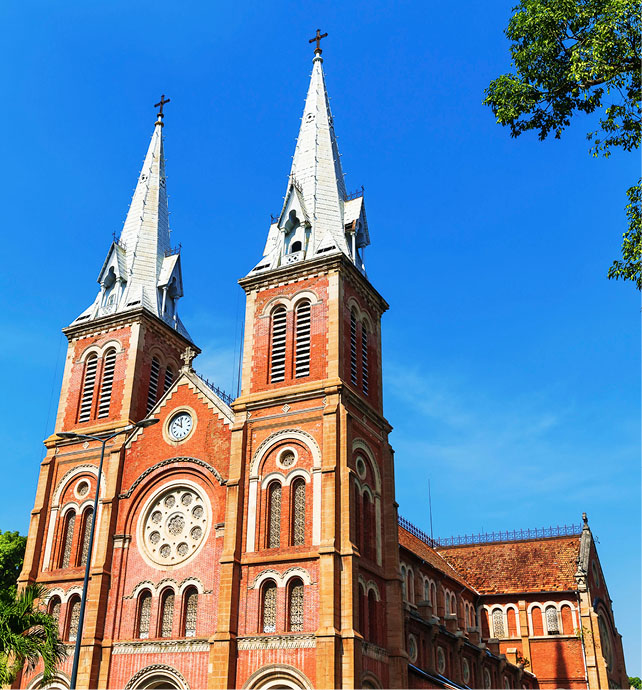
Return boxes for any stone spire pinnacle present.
[249,46,370,276]
[71,106,191,341]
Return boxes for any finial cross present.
[181,346,196,370]
[154,94,170,119]
[309,29,328,54]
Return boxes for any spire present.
[249,37,370,276]
[71,100,191,341]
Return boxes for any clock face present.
[169,412,193,441]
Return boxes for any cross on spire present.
[181,346,196,371]
[154,94,170,125]
[309,29,328,55]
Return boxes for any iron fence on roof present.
[195,372,234,407]
[164,244,181,257]
[398,516,582,548]
[345,185,365,201]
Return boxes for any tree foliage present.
[0,531,27,603]
[484,0,641,287]
[629,677,642,689]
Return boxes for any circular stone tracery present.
[141,486,208,567]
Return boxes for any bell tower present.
[211,41,406,689]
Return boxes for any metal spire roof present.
[70,110,191,341]
[249,47,370,276]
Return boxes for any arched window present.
[368,590,378,644]
[294,301,311,378]
[350,310,358,385]
[291,478,306,546]
[492,608,505,638]
[267,481,282,548]
[159,589,175,638]
[290,240,302,253]
[147,357,161,412]
[163,365,174,396]
[450,594,457,617]
[182,588,198,637]
[97,349,116,418]
[270,307,287,383]
[137,591,152,639]
[261,580,277,633]
[423,579,430,603]
[361,324,369,395]
[60,511,76,568]
[362,492,373,559]
[545,605,560,634]
[400,565,407,601]
[78,354,98,422]
[287,578,304,631]
[67,596,81,641]
[406,569,415,604]
[48,597,61,632]
[531,606,544,635]
[78,507,94,567]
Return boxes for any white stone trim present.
[242,662,314,689]
[250,567,312,589]
[284,468,311,486]
[261,472,285,490]
[249,429,321,478]
[260,289,321,317]
[351,439,381,492]
[114,640,208,655]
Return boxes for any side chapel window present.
[160,589,175,638]
[78,355,98,422]
[545,605,560,634]
[78,507,94,567]
[270,307,287,383]
[262,581,277,633]
[294,300,311,378]
[267,482,282,548]
[60,511,76,568]
[288,578,304,631]
[291,478,306,546]
[97,349,116,418]
[492,608,505,638]
[183,588,198,637]
[49,597,61,632]
[137,591,152,639]
[67,596,81,641]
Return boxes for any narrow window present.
[350,310,358,385]
[290,240,302,253]
[78,355,98,422]
[147,357,161,412]
[407,570,415,604]
[545,605,560,634]
[97,349,116,418]
[294,300,311,378]
[49,597,61,631]
[368,590,378,643]
[60,511,76,568]
[262,581,277,633]
[288,578,304,631]
[160,589,175,638]
[358,584,366,634]
[67,596,81,641]
[363,492,373,560]
[270,307,287,383]
[423,580,430,602]
[78,507,94,567]
[183,589,198,637]
[400,565,407,601]
[137,591,152,639]
[492,608,505,638]
[291,478,306,546]
[361,324,369,395]
[163,365,174,396]
[267,482,281,548]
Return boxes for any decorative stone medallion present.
[140,485,209,568]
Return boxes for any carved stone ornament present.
[236,634,316,650]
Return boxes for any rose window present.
[141,486,208,566]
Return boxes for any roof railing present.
[195,372,234,407]
[345,185,364,201]
[164,243,181,257]
[398,515,582,548]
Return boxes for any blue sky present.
[1,0,639,674]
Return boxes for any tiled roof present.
[398,525,476,592]
[436,536,581,594]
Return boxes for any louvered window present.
[291,479,306,546]
[138,591,151,639]
[60,512,76,568]
[545,606,559,634]
[288,579,304,631]
[268,482,281,548]
[184,589,198,637]
[361,325,369,395]
[160,590,175,637]
[262,581,277,633]
[270,307,287,383]
[294,301,311,378]
[147,357,161,412]
[78,356,98,422]
[492,609,505,638]
[164,366,174,395]
[68,597,81,641]
[78,508,94,567]
[350,310,358,385]
[97,349,116,418]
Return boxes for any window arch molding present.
[250,430,321,478]
[251,566,313,590]
[259,290,321,317]
[259,468,312,490]
[242,663,314,690]
[526,600,576,635]
[125,664,190,690]
[351,439,381,493]
[78,338,124,363]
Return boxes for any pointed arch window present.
[67,596,81,641]
[137,591,152,639]
[97,349,117,418]
[291,478,306,546]
[78,355,98,422]
[261,580,277,633]
[287,578,304,632]
[78,507,94,567]
[294,301,311,378]
[492,608,505,638]
[163,365,174,396]
[545,605,560,634]
[60,511,76,568]
[147,357,161,412]
[368,590,378,644]
[361,324,369,395]
[182,588,198,637]
[267,481,282,548]
[270,307,287,383]
[159,589,175,638]
[362,492,374,560]
[350,310,358,385]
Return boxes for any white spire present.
[249,49,370,276]
[71,112,191,341]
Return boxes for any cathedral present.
[16,41,628,690]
